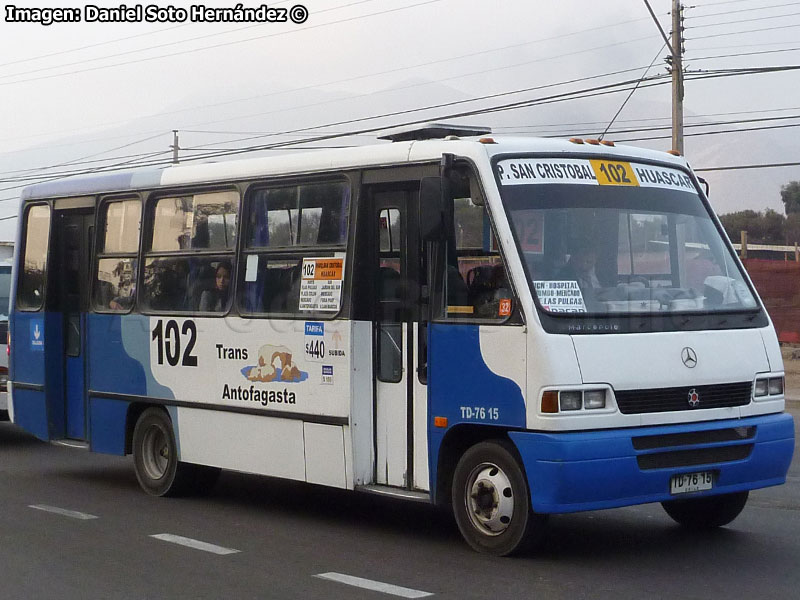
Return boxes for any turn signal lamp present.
[541,391,559,413]
[434,416,448,428]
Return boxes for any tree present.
[718,209,787,245]
[781,181,800,214]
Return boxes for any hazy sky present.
[1,0,799,240]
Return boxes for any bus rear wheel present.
[661,491,749,529]
[132,407,195,497]
[451,440,547,556]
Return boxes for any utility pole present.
[643,0,685,153]
[171,130,180,164]
[671,0,685,154]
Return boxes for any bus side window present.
[17,204,51,311]
[240,181,350,317]
[94,199,140,312]
[438,190,515,322]
[141,191,238,314]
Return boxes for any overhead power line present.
[0,0,444,87]
[686,10,800,29]
[687,2,800,20]
[2,13,664,146]
[2,62,799,191]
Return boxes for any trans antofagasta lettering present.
[222,384,297,405]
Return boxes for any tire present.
[661,491,749,529]
[132,407,195,497]
[451,439,547,556]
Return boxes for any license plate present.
[670,471,714,495]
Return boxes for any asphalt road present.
[0,408,798,600]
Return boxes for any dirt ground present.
[780,344,800,401]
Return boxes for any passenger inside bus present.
[198,261,232,312]
[558,240,601,292]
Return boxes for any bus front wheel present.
[132,407,194,497]
[661,491,749,529]
[451,440,547,556]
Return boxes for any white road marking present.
[29,504,98,520]
[52,441,88,449]
[150,533,240,555]
[315,572,433,598]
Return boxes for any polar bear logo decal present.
[241,344,308,383]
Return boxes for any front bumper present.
[510,412,794,514]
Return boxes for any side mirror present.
[698,176,710,197]
[419,177,445,241]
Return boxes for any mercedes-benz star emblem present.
[681,347,698,368]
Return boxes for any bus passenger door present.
[370,189,425,489]
[55,210,94,440]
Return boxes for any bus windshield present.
[496,157,758,316]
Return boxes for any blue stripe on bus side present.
[427,324,526,499]
[12,388,49,441]
[88,397,128,455]
[86,314,174,453]
[87,314,173,399]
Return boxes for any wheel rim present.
[141,424,170,480]
[464,461,514,536]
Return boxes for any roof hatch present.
[377,122,492,142]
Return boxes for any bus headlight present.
[559,391,582,411]
[583,390,607,409]
[769,377,784,396]
[753,375,783,399]
[543,388,610,413]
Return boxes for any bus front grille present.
[637,444,754,470]
[615,382,752,414]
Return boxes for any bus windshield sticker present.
[533,281,587,313]
[496,158,695,194]
[299,258,344,312]
[244,254,259,282]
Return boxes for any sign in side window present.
[17,205,51,311]
[496,158,696,193]
[151,190,239,251]
[95,199,141,312]
[247,182,350,248]
[298,257,345,312]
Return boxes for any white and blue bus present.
[8,125,794,555]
